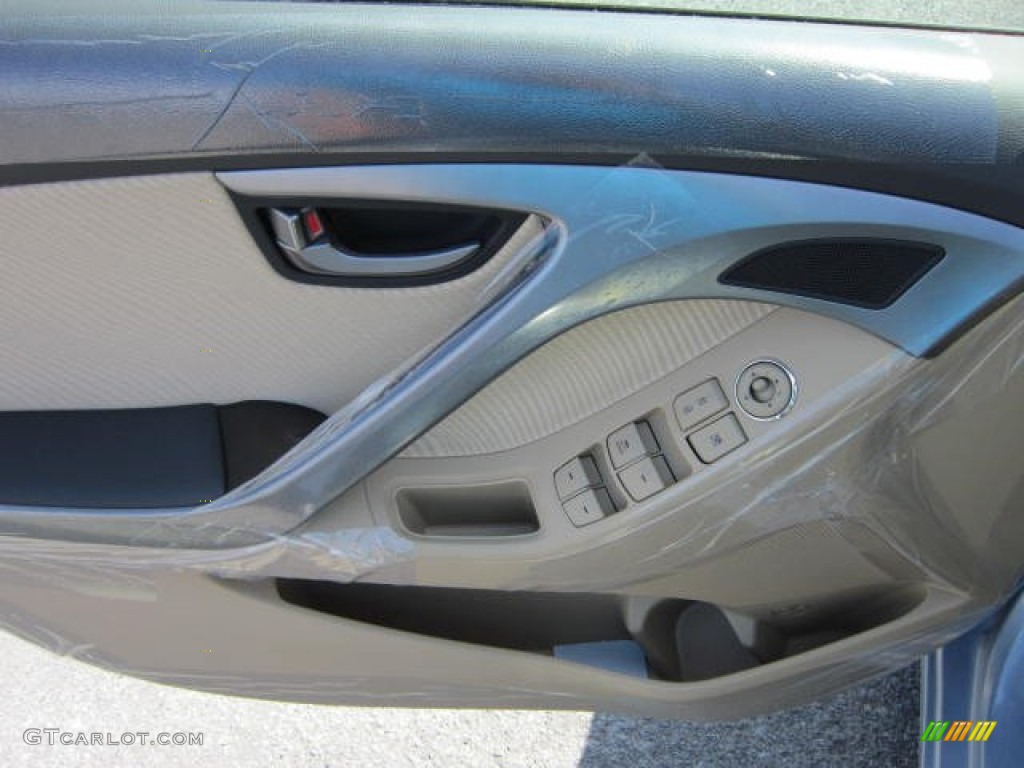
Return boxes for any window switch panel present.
[607,421,659,469]
[554,455,602,501]
[562,488,615,527]
[618,456,674,502]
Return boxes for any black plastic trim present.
[719,238,945,310]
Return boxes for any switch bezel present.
[735,359,798,421]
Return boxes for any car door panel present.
[0,173,539,414]
[1,0,1023,722]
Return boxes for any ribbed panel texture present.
[404,300,775,457]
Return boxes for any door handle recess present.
[269,207,479,277]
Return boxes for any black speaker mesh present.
[719,239,944,310]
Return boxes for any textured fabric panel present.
[0,173,539,414]
[403,300,776,458]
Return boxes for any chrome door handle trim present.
[270,205,481,278]
[269,207,480,277]
[282,240,479,277]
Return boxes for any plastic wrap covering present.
[0,157,1021,717]
[7,286,1022,584]
[0,292,1019,716]
[0,2,1007,166]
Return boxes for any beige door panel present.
[0,166,1022,716]
[0,173,540,414]
[0,567,968,720]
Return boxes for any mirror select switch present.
[554,455,602,501]
[674,378,728,432]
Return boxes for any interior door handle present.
[269,208,479,277]
[288,240,479,277]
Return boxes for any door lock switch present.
[302,208,326,241]
[688,413,747,464]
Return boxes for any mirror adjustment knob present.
[749,376,775,403]
[736,360,796,420]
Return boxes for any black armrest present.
[0,401,325,509]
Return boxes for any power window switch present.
[618,456,674,502]
[563,488,615,527]
[687,413,747,464]
[674,378,728,432]
[554,455,602,501]
[607,421,659,469]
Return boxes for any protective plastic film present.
[0,158,1022,718]
[0,2,1007,167]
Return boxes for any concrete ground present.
[0,630,919,767]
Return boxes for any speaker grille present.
[719,239,944,310]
